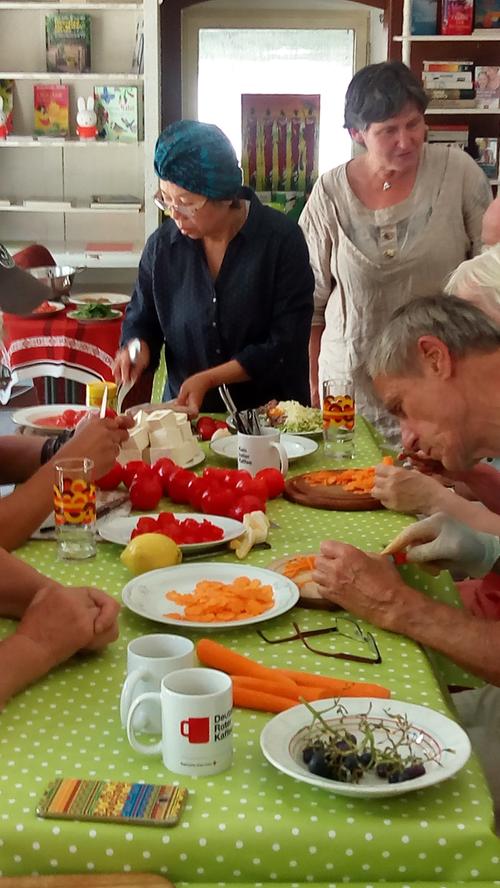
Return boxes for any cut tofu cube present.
[149,427,183,448]
[145,409,177,431]
[178,420,195,442]
[117,444,147,465]
[127,425,150,452]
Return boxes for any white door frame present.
[181,8,370,121]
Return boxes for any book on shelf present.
[0,80,14,134]
[428,124,469,141]
[22,199,73,209]
[423,61,474,72]
[45,13,91,74]
[94,85,142,143]
[411,0,438,34]
[423,72,473,87]
[131,17,144,75]
[90,194,142,210]
[474,137,498,179]
[425,89,476,100]
[427,98,476,107]
[474,66,500,109]
[440,0,474,34]
[474,0,500,28]
[33,85,69,137]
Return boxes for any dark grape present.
[376,762,389,779]
[388,770,402,784]
[359,750,374,768]
[302,746,316,765]
[307,749,333,778]
[401,763,426,781]
[343,753,360,772]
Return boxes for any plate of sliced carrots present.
[122,563,300,629]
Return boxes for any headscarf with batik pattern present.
[154,120,242,200]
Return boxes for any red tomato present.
[255,467,285,499]
[123,460,151,489]
[200,485,234,517]
[153,457,178,494]
[186,476,207,511]
[225,469,252,488]
[95,461,123,491]
[104,407,117,419]
[132,516,160,537]
[129,473,163,511]
[234,476,268,502]
[214,420,229,430]
[202,467,228,483]
[232,494,266,518]
[168,469,196,504]
[196,416,217,441]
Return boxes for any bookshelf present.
[393,0,500,191]
[0,0,160,282]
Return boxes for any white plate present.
[227,415,323,438]
[68,292,130,306]
[67,309,123,323]
[23,300,66,319]
[12,404,97,433]
[260,698,471,799]
[211,432,318,462]
[99,512,244,552]
[122,562,299,630]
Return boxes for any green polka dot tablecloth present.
[1,418,499,884]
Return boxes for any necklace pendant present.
[383,180,392,191]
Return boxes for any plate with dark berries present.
[260,697,470,798]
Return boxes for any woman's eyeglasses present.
[153,191,207,218]
[257,615,382,664]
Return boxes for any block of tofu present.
[117,444,148,465]
[177,417,196,442]
[144,409,178,432]
[150,440,201,467]
[149,427,183,448]
[127,425,150,452]
[132,409,146,428]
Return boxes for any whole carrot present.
[231,675,328,702]
[232,686,297,713]
[277,668,391,699]
[196,638,298,689]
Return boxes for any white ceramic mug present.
[127,667,233,776]
[120,634,195,734]
[237,428,288,476]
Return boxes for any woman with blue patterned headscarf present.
[115,120,314,414]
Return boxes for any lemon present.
[121,533,182,575]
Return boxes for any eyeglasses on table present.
[257,614,382,664]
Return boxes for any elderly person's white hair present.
[445,245,500,320]
[367,294,500,379]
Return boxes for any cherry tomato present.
[233,493,266,517]
[234,476,268,502]
[225,469,252,488]
[255,467,285,499]
[95,461,123,491]
[202,467,228,483]
[129,473,163,511]
[153,457,178,494]
[186,476,207,511]
[214,420,229,430]
[122,460,151,489]
[104,407,117,419]
[196,416,217,441]
[168,469,196,504]
[200,485,234,517]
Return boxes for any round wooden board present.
[284,471,383,511]
[268,554,341,611]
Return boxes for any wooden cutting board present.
[284,470,383,511]
[0,876,175,888]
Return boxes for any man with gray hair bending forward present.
[312,295,500,826]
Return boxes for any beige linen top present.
[299,144,492,442]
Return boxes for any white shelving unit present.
[0,0,160,282]
[396,0,500,64]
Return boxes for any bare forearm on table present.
[0,462,55,550]
[0,634,53,709]
[388,588,500,685]
[0,550,59,617]
[0,436,44,484]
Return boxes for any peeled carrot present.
[232,686,297,713]
[196,638,298,689]
[231,674,329,702]
[276,667,391,699]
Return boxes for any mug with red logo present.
[126,667,233,776]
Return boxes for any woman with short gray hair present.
[299,60,491,443]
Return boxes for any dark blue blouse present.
[121,187,314,412]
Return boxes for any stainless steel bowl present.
[28,265,83,297]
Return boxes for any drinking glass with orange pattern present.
[322,376,355,458]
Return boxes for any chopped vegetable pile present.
[303,457,393,495]
[71,303,118,319]
[164,576,274,622]
[262,400,322,433]
[131,512,224,545]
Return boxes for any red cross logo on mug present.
[180,716,210,743]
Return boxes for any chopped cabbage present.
[276,401,322,433]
